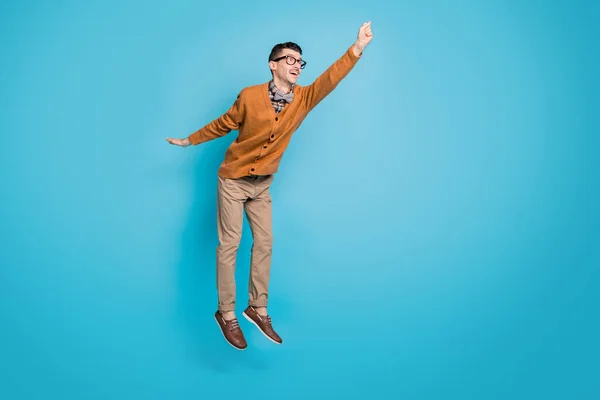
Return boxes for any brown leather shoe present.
[242,306,282,344]
[214,311,247,350]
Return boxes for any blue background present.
[1,0,598,398]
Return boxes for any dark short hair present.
[268,42,302,62]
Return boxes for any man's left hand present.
[353,21,373,56]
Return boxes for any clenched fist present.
[358,21,373,46]
[353,21,373,56]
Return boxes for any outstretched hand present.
[353,21,373,55]
[166,137,190,147]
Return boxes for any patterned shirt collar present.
[268,80,294,113]
[268,80,294,97]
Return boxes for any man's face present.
[270,49,303,85]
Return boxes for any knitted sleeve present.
[187,91,245,145]
[302,46,361,111]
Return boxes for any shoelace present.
[249,308,274,327]
[228,319,240,331]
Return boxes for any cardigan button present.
[275,117,278,121]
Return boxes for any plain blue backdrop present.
[1,0,598,398]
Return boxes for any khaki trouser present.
[216,174,274,312]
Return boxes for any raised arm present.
[302,21,373,110]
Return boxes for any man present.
[166,21,373,350]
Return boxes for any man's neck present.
[272,77,292,94]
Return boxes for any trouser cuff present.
[218,302,235,313]
[248,299,268,308]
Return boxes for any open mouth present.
[290,70,299,77]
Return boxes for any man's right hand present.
[166,137,191,147]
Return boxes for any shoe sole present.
[242,312,282,345]
[214,315,247,351]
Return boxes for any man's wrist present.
[353,40,366,56]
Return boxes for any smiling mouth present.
[290,70,299,77]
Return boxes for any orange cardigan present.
[187,45,362,179]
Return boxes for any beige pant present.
[216,174,274,312]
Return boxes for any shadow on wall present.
[173,100,269,372]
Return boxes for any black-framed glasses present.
[271,55,307,69]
